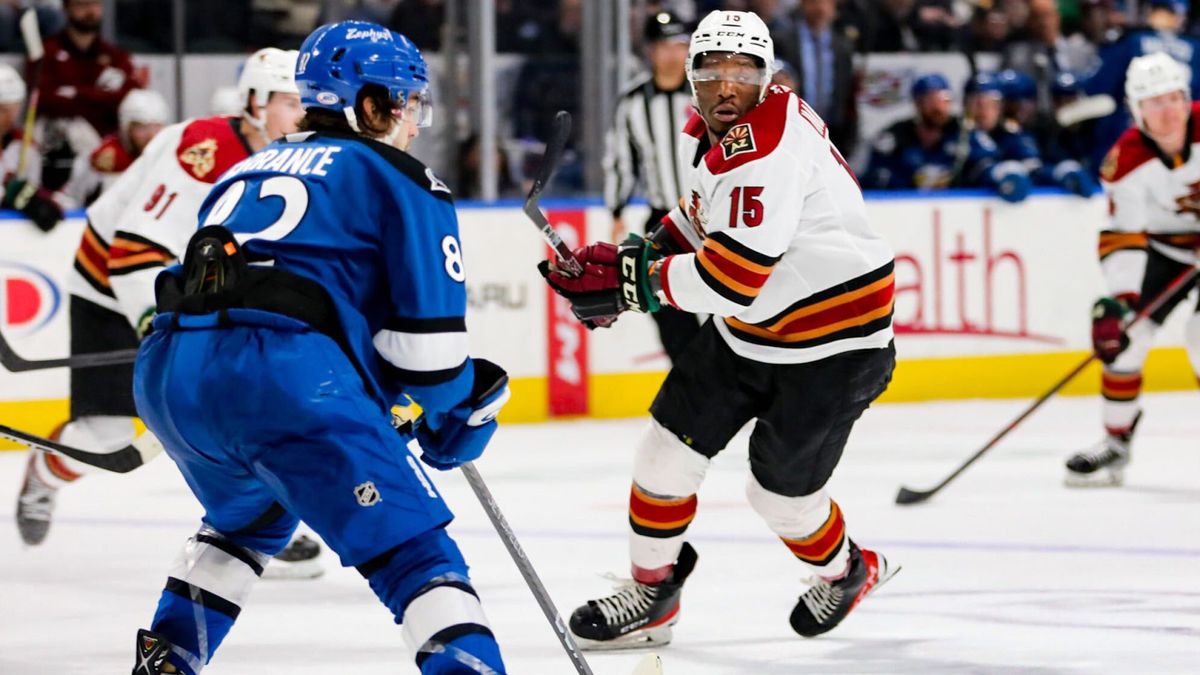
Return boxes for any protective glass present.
[391,88,433,128]
[690,53,768,88]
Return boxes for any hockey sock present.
[357,527,505,674]
[148,526,270,675]
[628,420,710,577]
[38,416,136,486]
[747,479,850,578]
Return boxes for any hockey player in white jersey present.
[59,88,170,206]
[1065,52,1200,486]
[541,10,898,647]
[15,48,322,578]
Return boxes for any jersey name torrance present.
[656,85,895,365]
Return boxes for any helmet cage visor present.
[690,52,769,89]
[389,88,433,128]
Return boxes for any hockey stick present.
[16,8,43,176]
[460,461,598,675]
[523,110,583,277]
[0,424,163,473]
[0,324,138,372]
[895,260,1200,505]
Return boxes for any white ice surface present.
[2,393,1198,674]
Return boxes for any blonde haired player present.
[16,48,322,578]
[542,10,898,647]
[1065,51,1200,486]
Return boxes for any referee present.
[604,11,700,365]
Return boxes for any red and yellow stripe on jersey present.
[74,221,114,297]
[780,500,846,567]
[724,261,894,350]
[108,231,175,278]
[684,231,782,307]
[1098,231,1147,260]
[1149,232,1200,251]
[628,482,698,539]
[1101,371,1142,403]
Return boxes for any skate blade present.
[262,558,325,580]
[1064,469,1124,488]
[632,653,664,675]
[574,625,673,651]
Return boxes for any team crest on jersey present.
[721,124,755,159]
[93,146,116,172]
[1101,146,1118,182]
[425,167,450,193]
[354,481,382,507]
[1174,179,1200,217]
[180,138,219,178]
[686,190,708,237]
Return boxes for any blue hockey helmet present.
[295,21,432,127]
[964,72,1003,98]
[997,69,1037,101]
[911,73,951,99]
[1052,71,1083,97]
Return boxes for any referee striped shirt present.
[603,75,695,217]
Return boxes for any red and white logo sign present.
[545,209,588,417]
[0,261,62,337]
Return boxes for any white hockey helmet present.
[1125,51,1191,130]
[237,48,300,110]
[118,89,170,129]
[686,10,775,103]
[0,63,25,105]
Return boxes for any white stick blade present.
[631,654,663,675]
[20,9,44,61]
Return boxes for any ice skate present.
[132,628,176,674]
[263,534,324,580]
[789,541,898,637]
[1066,414,1138,487]
[569,543,698,650]
[1065,434,1131,487]
[16,452,58,546]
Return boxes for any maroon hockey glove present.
[538,236,661,325]
[1092,295,1136,364]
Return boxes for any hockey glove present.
[538,235,661,324]
[416,358,511,471]
[3,178,63,232]
[1054,161,1098,198]
[1092,295,1136,364]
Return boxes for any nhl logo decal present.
[354,481,382,507]
[721,124,755,159]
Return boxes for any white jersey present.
[71,115,252,329]
[1098,107,1200,298]
[655,85,895,364]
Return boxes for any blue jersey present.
[196,131,472,415]
[864,117,998,190]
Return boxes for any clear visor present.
[391,89,433,128]
[690,53,768,88]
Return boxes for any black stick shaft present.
[460,462,594,675]
[898,261,1200,503]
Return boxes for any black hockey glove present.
[3,178,63,232]
[538,235,661,325]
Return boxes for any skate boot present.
[790,541,898,638]
[1065,415,1138,487]
[569,542,698,650]
[16,452,58,546]
[263,534,324,580]
[132,628,177,674]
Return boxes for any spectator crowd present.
[2,1,1200,203]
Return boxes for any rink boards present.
[1,191,1195,440]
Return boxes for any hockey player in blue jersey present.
[128,21,508,675]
